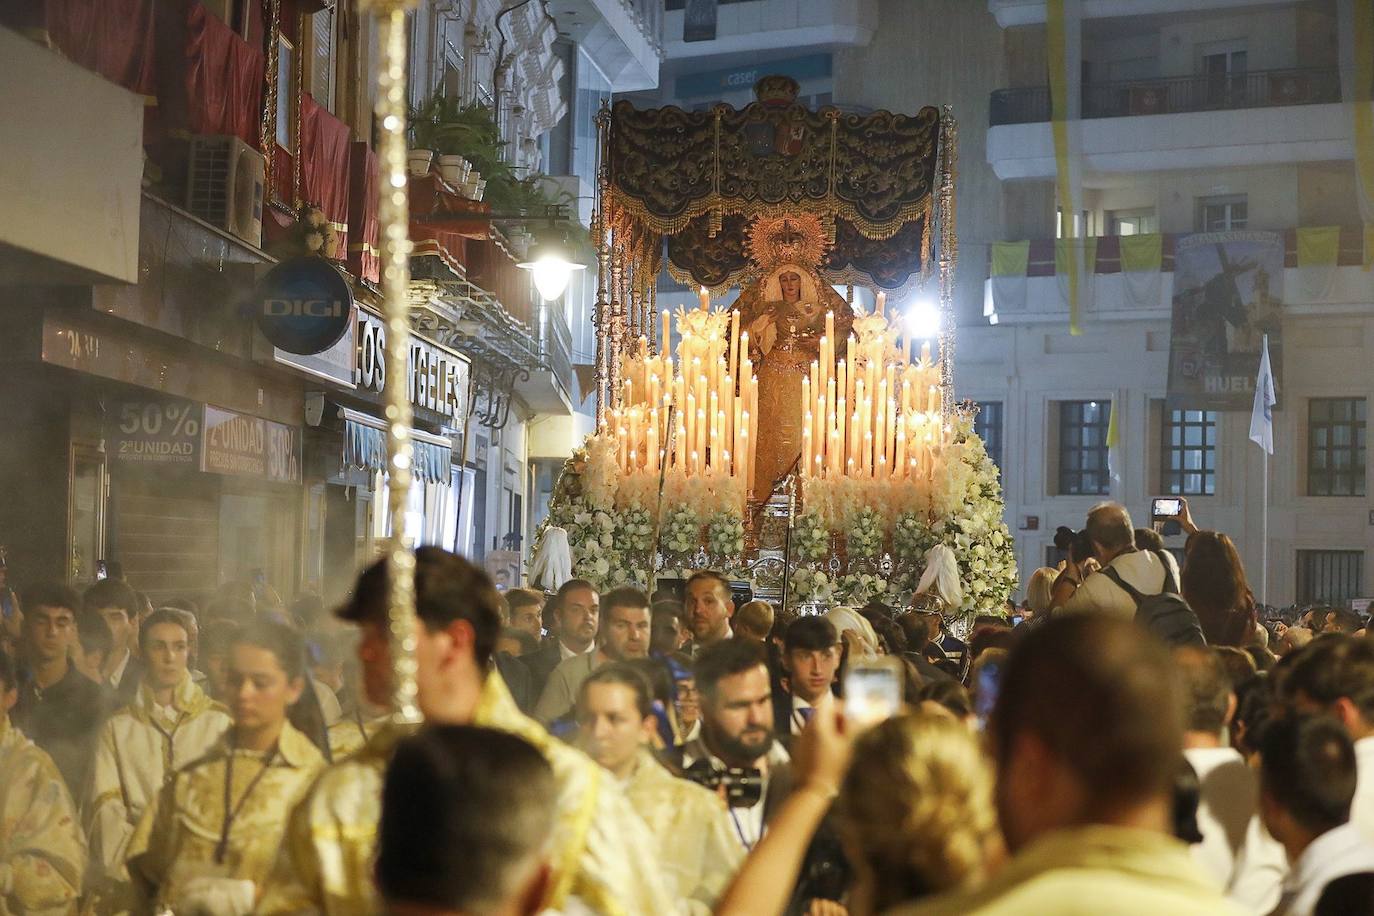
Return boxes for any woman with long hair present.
[836,713,1001,912]
[126,619,325,915]
[1181,531,1257,647]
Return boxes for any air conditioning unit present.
[186,135,265,248]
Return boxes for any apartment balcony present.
[988,0,1291,28]
[552,0,662,91]
[660,0,877,61]
[0,24,144,284]
[981,227,1373,326]
[986,68,1347,179]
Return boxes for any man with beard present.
[522,580,600,698]
[679,638,791,852]
[679,638,849,911]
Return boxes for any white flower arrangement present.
[789,566,835,604]
[846,506,884,558]
[706,511,745,560]
[837,570,889,606]
[615,507,654,554]
[791,510,830,562]
[662,505,702,555]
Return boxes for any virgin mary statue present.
[737,265,852,498]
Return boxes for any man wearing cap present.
[256,548,673,916]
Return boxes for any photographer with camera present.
[1048,503,1191,641]
[679,639,850,913]
[678,639,789,851]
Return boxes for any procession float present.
[541,77,1017,622]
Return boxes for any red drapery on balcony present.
[184,2,263,148]
[1,0,159,98]
[465,239,536,326]
[348,142,379,283]
[299,94,352,258]
[409,172,491,277]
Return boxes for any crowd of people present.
[3,498,1374,914]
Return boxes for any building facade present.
[0,0,660,605]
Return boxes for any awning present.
[338,407,452,485]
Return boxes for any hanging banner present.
[1167,231,1284,410]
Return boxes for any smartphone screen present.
[1152,497,1182,518]
[975,659,1002,725]
[844,658,903,728]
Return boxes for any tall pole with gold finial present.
[361,0,420,725]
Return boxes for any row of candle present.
[607,294,757,484]
[801,296,947,480]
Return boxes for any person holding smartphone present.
[1048,503,1181,621]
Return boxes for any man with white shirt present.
[679,638,790,852]
[534,587,650,725]
[1175,646,1286,912]
[1258,714,1374,916]
[774,616,839,743]
[522,579,599,699]
[1051,502,1182,619]
[1282,634,1374,844]
[683,571,736,655]
[83,578,145,704]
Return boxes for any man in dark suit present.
[83,578,145,706]
[522,579,600,700]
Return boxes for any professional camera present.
[1053,526,1095,565]
[682,758,764,808]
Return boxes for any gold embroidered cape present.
[623,748,745,914]
[126,720,324,913]
[86,674,231,894]
[0,715,85,916]
[255,671,676,915]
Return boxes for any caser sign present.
[254,257,354,355]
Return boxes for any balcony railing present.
[990,67,1341,126]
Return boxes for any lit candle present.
[837,397,847,472]
[730,309,741,383]
[802,375,811,425]
[895,418,907,477]
[696,407,707,470]
[661,310,671,351]
[740,415,751,492]
[875,290,886,316]
[714,403,725,472]
[698,286,710,311]
[802,420,812,477]
[686,391,697,464]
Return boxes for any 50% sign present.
[114,400,203,465]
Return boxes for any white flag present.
[1249,335,1276,455]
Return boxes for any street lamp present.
[518,233,586,301]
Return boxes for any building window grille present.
[1296,550,1363,605]
[974,401,1003,470]
[1058,400,1110,496]
[1308,398,1366,497]
[1162,408,1217,496]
